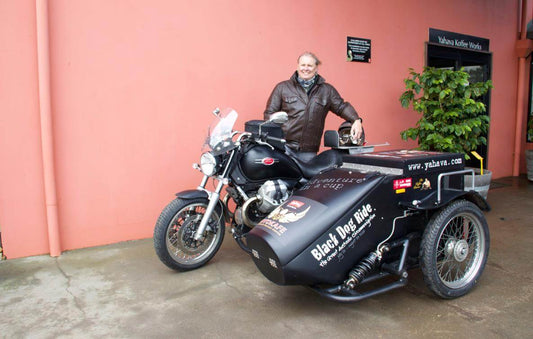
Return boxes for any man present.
[264,52,363,162]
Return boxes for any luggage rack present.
[438,168,474,203]
[398,168,480,211]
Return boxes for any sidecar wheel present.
[420,200,489,299]
[154,198,225,271]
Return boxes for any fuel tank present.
[246,168,410,286]
[238,145,302,182]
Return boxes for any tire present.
[154,198,225,271]
[420,200,490,299]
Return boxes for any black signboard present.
[429,28,489,52]
[347,36,371,63]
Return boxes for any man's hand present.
[350,119,363,141]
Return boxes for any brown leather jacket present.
[264,72,360,153]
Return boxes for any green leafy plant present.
[400,67,493,159]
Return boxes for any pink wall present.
[0,0,522,258]
[0,1,50,256]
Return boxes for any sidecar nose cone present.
[246,231,285,285]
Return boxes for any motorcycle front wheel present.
[420,199,490,299]
[154,197,225,271]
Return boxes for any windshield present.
[205,108,238,151]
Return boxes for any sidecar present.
[246,147,490,302]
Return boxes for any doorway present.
[426,43,492,168]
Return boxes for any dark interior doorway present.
[426,43,492,168]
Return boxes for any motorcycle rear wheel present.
[154,197,225,271]
[420,199,489,299]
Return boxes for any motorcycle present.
[155,107,490,302]
[154,107,343,271]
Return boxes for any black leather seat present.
[292,150,343,179]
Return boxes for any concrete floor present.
[1,176,532,339]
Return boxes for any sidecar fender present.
[464,191,491,211]
[175,189,209,200]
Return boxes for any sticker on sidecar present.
[257,198,326,237]
[310,203,376,268]
[268,205,310,224]
[299,177,367,192]
[406,157,463,172]
[413,178,432,190]
[393,178,412,190]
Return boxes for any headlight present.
[200,152,219,176]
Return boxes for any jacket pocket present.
[283,96,298,104]
[315,98,327,106]
[282,96,301,116]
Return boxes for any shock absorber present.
[344,251,381,289]
[344,244,390,289]
[344,211,413,290]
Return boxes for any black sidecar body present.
[246,150,490,302]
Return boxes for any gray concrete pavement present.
[1,176,532,338]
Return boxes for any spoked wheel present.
[420,200,490,299]
[154,198,225,271]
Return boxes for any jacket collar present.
[290,71,325,85]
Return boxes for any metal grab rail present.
[437,169,474,203]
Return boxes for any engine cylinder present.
[257,180,289,213]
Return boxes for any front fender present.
[175,189,209,200]
[175,189,231,222]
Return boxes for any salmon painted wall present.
[0,1,50,257]
[0,0,521,258]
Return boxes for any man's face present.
[297,55,318,80]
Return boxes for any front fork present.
[192,148,237,240]
[193,178,225,241]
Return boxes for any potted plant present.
[399,67,493,197]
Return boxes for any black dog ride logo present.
[310,203,376,267]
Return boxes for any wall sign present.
[347,36,371,63]
[429,28,489,52]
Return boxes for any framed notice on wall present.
[347,36,371,63]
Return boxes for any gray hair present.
[297,52,321,66]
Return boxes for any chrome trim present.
[437,169,474,203]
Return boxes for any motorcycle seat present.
[293,150,343,179]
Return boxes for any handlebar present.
[247,133,285,150]
[264,135,286,145]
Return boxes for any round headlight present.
[200,152,218,176]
